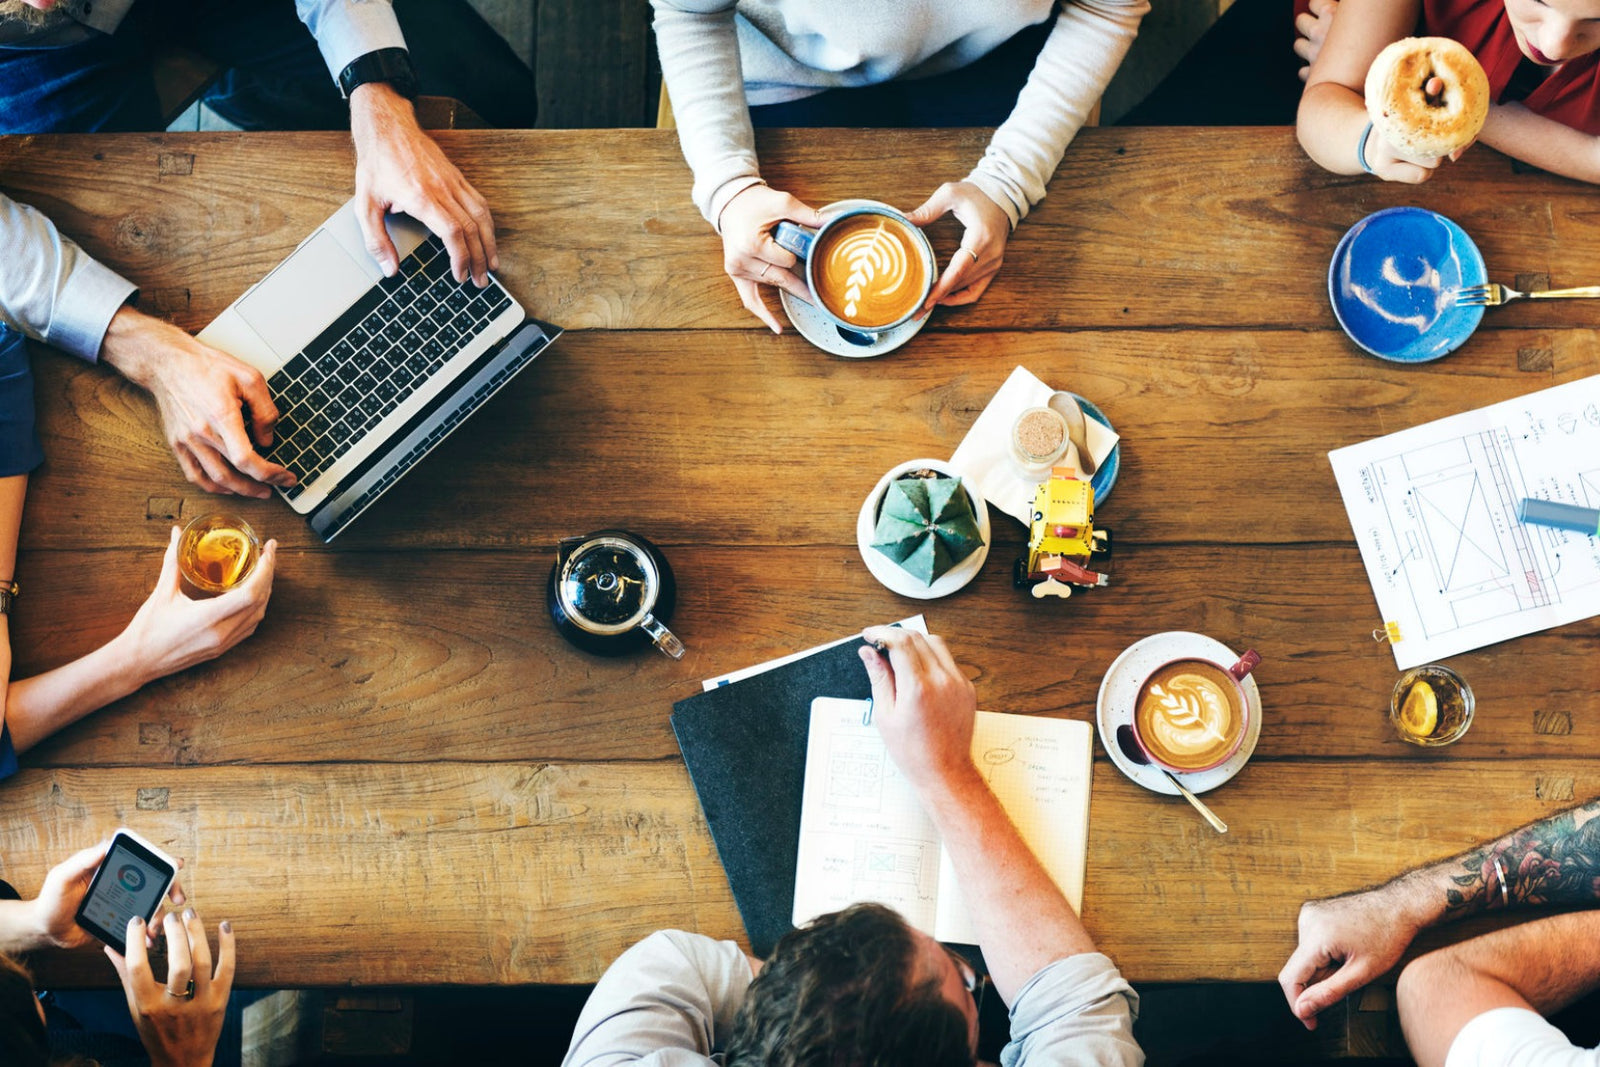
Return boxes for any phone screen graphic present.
[76,835,174,953]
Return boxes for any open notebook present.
[793,697,1093,945]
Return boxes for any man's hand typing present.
[100,307,294,498]
[350,82,498,289]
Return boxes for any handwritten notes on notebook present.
[792,698,1093,945]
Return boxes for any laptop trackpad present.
[237,230,374,358]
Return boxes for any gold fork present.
[1455,282,1600,307]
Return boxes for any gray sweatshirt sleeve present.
[1000,952,1144,1067]
[965,0,1150,228]
[0,192,136,362]
[563,930,754,1066]
[650,0,764,229]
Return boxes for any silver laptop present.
[198,201,560,542]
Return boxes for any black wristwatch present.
[338,48,420,102]
[0,580,17,616]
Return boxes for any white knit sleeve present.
[651,0,766,228]
[966,0,1150,228]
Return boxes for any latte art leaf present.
[814,216,923,328]
[1136,666,1241,767]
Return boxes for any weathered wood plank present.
[4,130,1598,333]
[2,760,1590,986]
[22,327,1600,551]
[10,543,1596,768]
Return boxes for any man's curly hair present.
[725,903,972,1067]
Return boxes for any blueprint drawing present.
[1330,376,1600,668]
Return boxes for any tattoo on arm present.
[1444,799,1600,919]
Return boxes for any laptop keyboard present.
[263,235,514,501]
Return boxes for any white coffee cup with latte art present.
[1129,650,1260,773]
[774,202,936,345]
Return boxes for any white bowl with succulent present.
[856,458,991,599]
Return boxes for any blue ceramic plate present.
[1073,393,1120,504]
[1328,207,1487,363]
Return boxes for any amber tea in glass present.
[1390,664,1474,746]
[179,514,260,595]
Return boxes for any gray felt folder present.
[670,639,874,958]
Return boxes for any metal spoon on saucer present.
[1115,725,1227,834]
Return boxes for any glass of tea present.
[178,514,261,596]
[1390,664,1475,746]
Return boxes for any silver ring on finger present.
[959,246,979,265]
[166,979,196,1000]
[758,262,771,280]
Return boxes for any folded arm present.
[1280,795,1600,1029]
[1478,102,1600,185]
[1297,0,1448,182]
[1398,910,1600,1067]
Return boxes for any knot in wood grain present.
[114,213,161,250]
[136,788,170,811]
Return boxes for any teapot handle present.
[641,614,686,660]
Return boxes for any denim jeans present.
[0,0,536,135]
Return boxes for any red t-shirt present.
[1295,0,1600,133]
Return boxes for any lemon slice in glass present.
[1399,680,1439,738]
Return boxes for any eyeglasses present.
[943,946,986,998]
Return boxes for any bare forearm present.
[1297,81,1372,175]
[1338,797,1600,929]
[1398,910,1600,1067]
[1479,103,1600,184]
[0,898,48,956]
[918,766,1095,1003]
[6,632,152,754]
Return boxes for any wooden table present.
[3,128,1597,988]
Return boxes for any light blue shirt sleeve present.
[0,193,137,363]
[1001,952,1144,1067]
[563,930,753,1066]
[294,0,410,85]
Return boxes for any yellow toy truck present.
[1013,466,1112,599]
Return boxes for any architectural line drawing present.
[1331,377,1600,668]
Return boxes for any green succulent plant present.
[870,472,984,585]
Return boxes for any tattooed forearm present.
[1442,798,1600,920]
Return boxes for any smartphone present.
[73,829,179,956]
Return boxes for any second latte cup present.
[1129,650,1261,775]
[774,203,937,346]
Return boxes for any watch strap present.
[338,48,420,102]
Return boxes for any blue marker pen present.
[1518,498,1600,537]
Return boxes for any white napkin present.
[949,366,1120,528]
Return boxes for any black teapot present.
[546,530,685,660]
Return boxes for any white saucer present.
[856,459,991,600]
[779,198,932,359]
[1096,631,1262,796]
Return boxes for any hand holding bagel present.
[1361,37,1488,182]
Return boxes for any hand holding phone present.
[73,830,180,956]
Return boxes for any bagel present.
[1364,37,1489,160]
